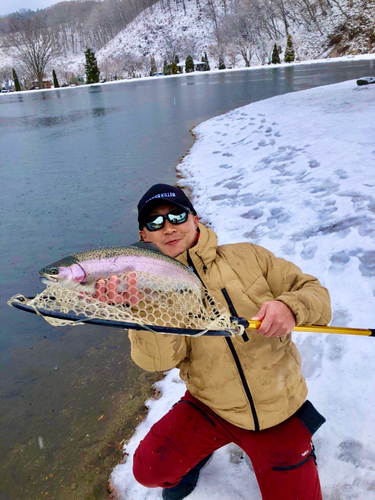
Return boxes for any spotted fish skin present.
[39,242,202,293]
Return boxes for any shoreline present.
[1,53,375,97]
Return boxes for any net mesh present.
[8,270,244,336]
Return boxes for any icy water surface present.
[0,59,374,499]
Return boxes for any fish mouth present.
[39,273,58,284]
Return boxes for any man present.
[101,183,331,500]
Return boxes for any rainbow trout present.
[39,242,202,294]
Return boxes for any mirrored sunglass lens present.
[147,215,164,230]
[168,211,188,224]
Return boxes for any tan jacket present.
[129,224,331,430]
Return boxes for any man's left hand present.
[251,301,296,338]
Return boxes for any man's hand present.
[251,301,296,338]
[94,272,142,305]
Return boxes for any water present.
[0,59,374,499]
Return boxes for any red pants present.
[133,391,322,500]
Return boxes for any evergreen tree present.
[185,55,194,73]
[163,60,171,75]
[150,56,157,76]
[84,48,100,84]
[171,55,179,75]
[272,43,280,64]
[218,55,226,70]
[284,34,295,63]
[201,52,210,71]
[52,69,60,88]
[12,68,21,91]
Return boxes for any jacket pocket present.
[294,400,326,436]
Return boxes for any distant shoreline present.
[2,53,375,97]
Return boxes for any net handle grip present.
[236,318,375,337]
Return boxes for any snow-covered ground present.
[110,79,375,499]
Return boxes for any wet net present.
[8,271,245,337]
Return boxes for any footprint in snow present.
[308,160,320,169]
[335,168,349,180]
[281,241,295,255]
[358,250,375,277]
[325,334,347,362]
[337,440,375,470]
[297,335,324,380]
[300,242,317,260]
[240,208,264,220]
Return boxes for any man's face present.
[139,202,199,258]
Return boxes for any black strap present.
[221,288,249,342]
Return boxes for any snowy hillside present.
[1,0,374,83]
[97,0,375,74]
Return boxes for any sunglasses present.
[144,209,189,231]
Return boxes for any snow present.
[110,79,375,499]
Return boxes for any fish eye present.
[49,268,59,275]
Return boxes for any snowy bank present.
[110,80,375,499]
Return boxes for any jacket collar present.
[176,223,218,272]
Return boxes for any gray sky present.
[0,0,70,16]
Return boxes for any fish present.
[39,241,202,295]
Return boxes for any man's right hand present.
[94,272,142,305]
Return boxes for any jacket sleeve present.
[128,329,188,372]
[252,244,332,326]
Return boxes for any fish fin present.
[130,241,162,253]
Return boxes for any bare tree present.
[208,43,227,68]
[181,33,201,60]
[220,13,257,66]
[204,0,220,39]
[0,65,13,88]
[226,44,238,67]
[4,14,61,88]
[121,53,144,77]
[161,35,183,64]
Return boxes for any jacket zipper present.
[186,251,260,431]
[221,288,259,431]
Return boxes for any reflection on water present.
[0,107,118,129]
[0,59,374,499]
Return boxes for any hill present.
[0,0,374,87]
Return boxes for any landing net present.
[8,271,244,337]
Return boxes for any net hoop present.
[8,290,244,338]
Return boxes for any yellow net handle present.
[246,320,375,337]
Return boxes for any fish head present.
[39,256,86,288]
